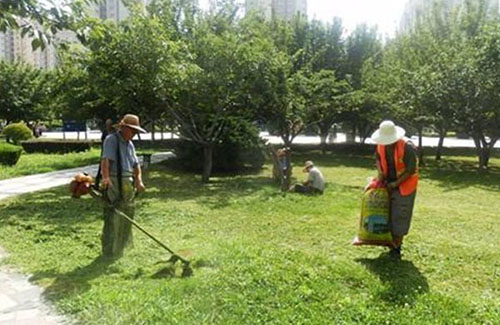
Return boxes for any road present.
[38,130,500,148]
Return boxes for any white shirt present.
[308,167,325,191]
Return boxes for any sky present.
[199,0,408,38]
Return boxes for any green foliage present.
[0,142,22,166]
[174,131,266,173]
[2,123,33,144]
[378,0,500,168]
[1,153,500,323]
[0,0,95,50]
[21,140,93,154]
[0,62,49,123]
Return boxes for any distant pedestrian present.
[328,125,337,144]
[101,118,115,143]
[371,120,419,259]
[290,161,325,194]
[273,147,291,181]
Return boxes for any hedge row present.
[134,139,182,150]
[0,142,22,166]
[21,140,95,153]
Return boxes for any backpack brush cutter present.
[69,174,193,277]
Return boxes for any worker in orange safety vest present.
[371,120,419,260]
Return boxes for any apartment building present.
[246,0,307,20]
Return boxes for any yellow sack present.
[352,185,393,247]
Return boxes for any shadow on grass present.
[421,158,500,192]
[356,254,429,306]
[143,165,279,209]
[31,256,116,302]
[291,152,374,169]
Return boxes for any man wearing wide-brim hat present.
[100,114,147,257]
[289,160,325,195]
[371,120,419,260]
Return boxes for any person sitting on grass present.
[290,161,325,194]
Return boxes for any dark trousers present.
[294,184,323,195]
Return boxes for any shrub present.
[0,142,22,166]
[2,123,33,144]
[21,140,93,154]
[174,125,266,173]
[175,140,266,173]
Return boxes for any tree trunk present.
[347,125,356,143]
[202,145,214,183]
[435,132,445,161]
[418,126,425,166]
[283,149,292,191]
[160,125,164,140]
[480,147,490,170]
[320,130,328,155]
[151,119,155,142]
[472,135,487,172]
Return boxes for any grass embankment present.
[0,148,102,180]
[0,153,499,324]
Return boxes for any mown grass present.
[0,148,102,180]
[0,152,499,324]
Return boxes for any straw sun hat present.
[370,120,405,145]
[303,160,314,172]
[119,114,147,133]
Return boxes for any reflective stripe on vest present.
[377,139,419,196]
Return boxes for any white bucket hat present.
[370,120,405,145]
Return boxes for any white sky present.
[200,0,408,38]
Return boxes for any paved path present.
[0,152,174,325]
[0,152,174,201]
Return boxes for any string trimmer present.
[69,173,192,277]
[89,187,193,277]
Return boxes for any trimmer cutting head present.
[156,255,193,277]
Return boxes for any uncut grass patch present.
[0,153,499,324]
[0,148,102,180]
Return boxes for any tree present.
[50,50,115,139]
[0,0,93,50]
[0,61,49,124]
[343,24,382,141]
[308,70,351,153]
[167,2,273,182]
[81,9,179,139]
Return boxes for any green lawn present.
[0,153,499,324]
[0,148,101,180]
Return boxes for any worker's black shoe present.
[389,247,401,260]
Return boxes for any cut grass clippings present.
[0,152,499,324]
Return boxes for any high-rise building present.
[246,0,307,20]
[95,0,139,22]
[0,0,146,68]
[400,0,499,32]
